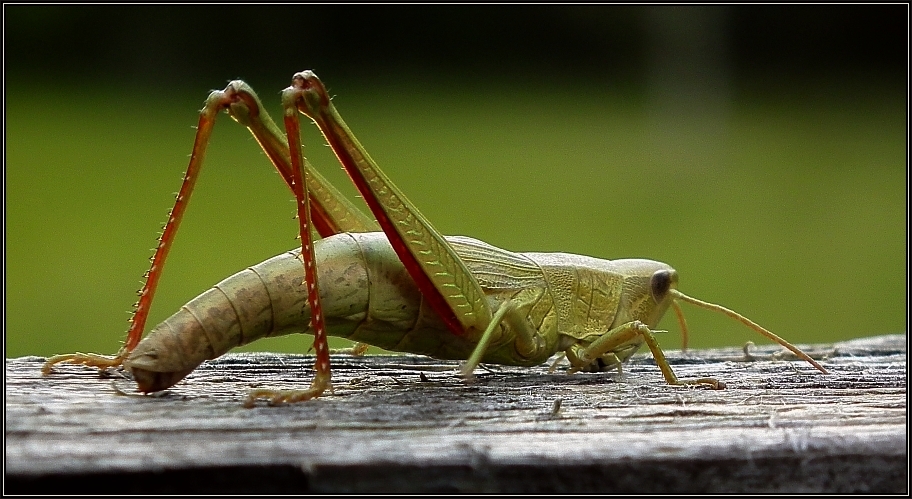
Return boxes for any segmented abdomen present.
[125,232,557,381]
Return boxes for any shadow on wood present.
[5,334,906,493]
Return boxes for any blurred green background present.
[6,5,906,358]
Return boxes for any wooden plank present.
[5,334,906,493]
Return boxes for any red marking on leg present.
[286,73,464,337]
[309,123,463,335]
[284,112,332,381]
[125,109,221,351]
[343,163,463,336]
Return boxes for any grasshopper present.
[43,71,828,406]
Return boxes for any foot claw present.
[42,352,125,375]
[243,376,332,407]
[680,377,725,389]
[329,342,369,356]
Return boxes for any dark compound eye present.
[650,269,677,303]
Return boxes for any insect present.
[43,70,828,406]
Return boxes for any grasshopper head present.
[646,267,679,326]
[613,259,679,329]
[570,260,679,372]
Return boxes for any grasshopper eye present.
[650,269,678,303]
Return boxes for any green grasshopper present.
[43,71,828,406]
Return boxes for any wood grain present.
[6,334,906,493]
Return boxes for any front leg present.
[568,321,723,389]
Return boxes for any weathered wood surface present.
[5,334,906,493]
